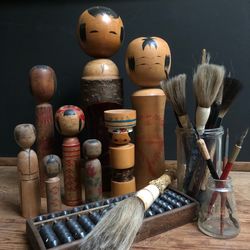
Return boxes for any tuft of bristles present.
[193,64,225,108]
[219,77,243,118]
[160,74,187,117]
[79,197,144,250]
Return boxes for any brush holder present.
[198,176,240,238]
[175,126,224,199]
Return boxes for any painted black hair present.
[88,6,119,19]
[142,37,157,50]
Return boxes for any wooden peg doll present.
[104,109,136,196]
[29,65,57,197]
[82,139,102,202]
[14,124,41,218]
[43,154,62,213]
[77,6,124,192]
[55,105,85,206]
[125,37,171,189]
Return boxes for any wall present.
[1,0,250,160]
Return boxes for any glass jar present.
[175,126,224,199]
[198,176,240,238]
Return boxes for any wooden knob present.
[55,105,85,136]
[77,6,124,58]
[43,155,62,178]
[14,124,36,149]
[29,65,56,103]
[104,109,136,131]
[82,139,102,159]
[125,37,171,87]
[82,59,119,80]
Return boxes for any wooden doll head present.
[82,139,102,159]
[55,105,85,137]
[82,59,120,80]
[77,6,124,58]
[29,65,57,103]
[14,124,36,149]
[43,154,61,178]
[125,37,171,87]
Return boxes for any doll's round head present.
[82,139,102,159]
[29,65,57,103]
[77,6,124,58]
[125,36,171,87]
[14,124,36,149]
[43,154,61,178]
[55,105,85,136]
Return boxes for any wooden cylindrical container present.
[125,36,171,189]
[14,124,41,218]
[77,6,124,192]
[43,154,62,213]
[82,139,102,203]
[55,105,85,206]
[29,65,57,197]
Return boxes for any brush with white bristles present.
[161,74,191,129]
[193,63,225,134]
[79,169,176,250]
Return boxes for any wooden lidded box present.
[26,188,198,249]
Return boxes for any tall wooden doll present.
[29,65,57,197]
[77,6,124,191]
[14,124,41,218]
[55,105,85,206]
[43,154,62,213]
[125,37,171,189]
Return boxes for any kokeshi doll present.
[125,37,171,189]
[104,109,136,196]
[14,124,41,218]
[43,155,62,213]
[77,6,124,191]
[82,139,102,202]
[29,65,57,197]
[55,105,85,206]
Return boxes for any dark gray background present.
[1,0,250,160]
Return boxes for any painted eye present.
[90,30,98,33]
[109,31,117,35]
[154,63,161,65]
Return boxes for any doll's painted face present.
[125,37,171,87]
[77,6,124,58]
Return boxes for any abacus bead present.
[145,209,155,218]
[53,221,74,243]
[34,215,47,222]
[89,212,101,224]
[150,204,164,214]
[66,219,86,239]
[39,224,60,248]
[78,215,95,233]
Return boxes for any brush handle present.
[215,117,223,128]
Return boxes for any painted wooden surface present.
[0,165,249,249]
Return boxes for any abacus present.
[26,188,198,249]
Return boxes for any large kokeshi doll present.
[125,37,171,189]
[55,105,85,206]
[77,6,124,191]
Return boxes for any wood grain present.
[0,165,250,249]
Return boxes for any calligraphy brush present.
[161,74,191,128]
[214,77,243,128]
[79,169,175,250]
[193,63,225,134]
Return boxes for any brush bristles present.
[79,197,144,250]
[219,77,243,117]
[193,64,225,108]
[160,74,187,116]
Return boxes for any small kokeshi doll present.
[82,139,102,202]
[104,109,136,196]
[43,155,62,213]
[14,124,41,218]
[29,65,57,197]
[77,6,124,192]
[55,105,85,206]
[125,37,171,189]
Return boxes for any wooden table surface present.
[0,166,249,250]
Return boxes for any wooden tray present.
[26,188,198,249]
